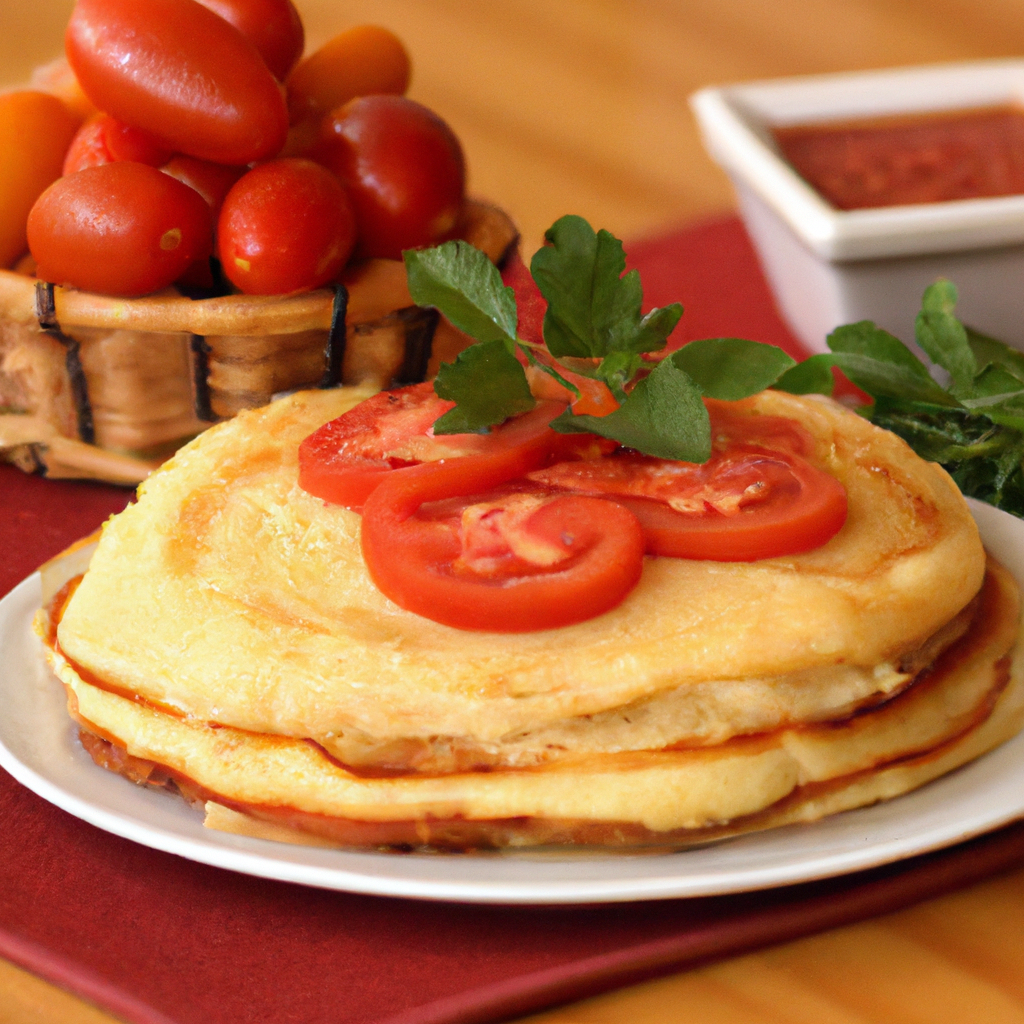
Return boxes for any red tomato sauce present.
[773,105,1024,210]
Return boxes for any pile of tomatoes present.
[1,0,466,298]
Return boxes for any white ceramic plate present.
[2,498,1024,905]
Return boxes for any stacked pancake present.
[38,386,1024,849]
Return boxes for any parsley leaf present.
[432,339,535,434]
[530,215,682,358]
[671,337,795,399]
[405,241,518,346]
[551,356,711,462]
[778,279,1024,517]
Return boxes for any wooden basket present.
[0,200,517,484]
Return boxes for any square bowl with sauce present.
[691,61,1024,353]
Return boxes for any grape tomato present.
[217,158,356,295]
[63,114,173,176]
[28,162,213,297]
[162,156,246,214]
[195,0,304,81]
[65,0,289,165]
[286,25,411,123]
[315,95,466,260]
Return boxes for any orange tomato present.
[286,25,410,124]
[0,91,81,269]
[29,59,98,121]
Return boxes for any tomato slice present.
[360,447,645,632]
[539,448,848,561]
[528,404,848,562]
[298,383,567,509]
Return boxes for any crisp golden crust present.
[55,388,986,763]
[47,560,1023,848]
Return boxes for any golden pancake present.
[41,557,1022,848]
[54,388,985,764]
[42,383,1019,849]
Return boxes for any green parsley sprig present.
[405,218,1024,514]
[404,215,799,463]
[782,280,1024,515]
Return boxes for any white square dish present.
[691,61,1024,353]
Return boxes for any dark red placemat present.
[3,215,1024,1024]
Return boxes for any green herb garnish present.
[773,280,1024,515]
[406,221,1024,514]
[404,215,799,462]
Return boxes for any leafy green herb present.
[551,356,711,462]
[772,281,1024,515]
[404,216,797,460]
[432,339,535,433]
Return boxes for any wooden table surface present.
[4,1,1024,1022]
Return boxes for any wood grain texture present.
[3,1,1024,1022]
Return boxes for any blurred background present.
[7,0,1024,257]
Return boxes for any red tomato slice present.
[298,383,566,509]
[360,448,645,632]
[581,451,847,561]
[528,404,848,562]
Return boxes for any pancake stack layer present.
[39,387,1024,849]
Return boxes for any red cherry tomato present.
[65,0,288,165]
[161,156,245,214]
[298,383,567,509]
[28,162,213,296]
[194,0,304,81]
[63,113,173,176]
[217,158,356,295]
[360,442,646,632]
[315,95,465,260]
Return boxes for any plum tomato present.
[65,0,288,165]
[27,162,214,297]
[217,158,356,294]
[315,95,465,260]
[194,0,304,81]
[0,91,81,269]
[286,25,410,123]
[63,113,173,176]
[161,156,246,214]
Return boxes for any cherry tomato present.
[65,0,288,165]
[161,156,246,214]
[298,383,567,509]
[63,113,173,176]
[0,91,81,268]
[194,0,304,81]
[217,158,356,295]
[315,95,465,260]
[287,25,410,123]
[28,162,213,297]
[360,441,645,632]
